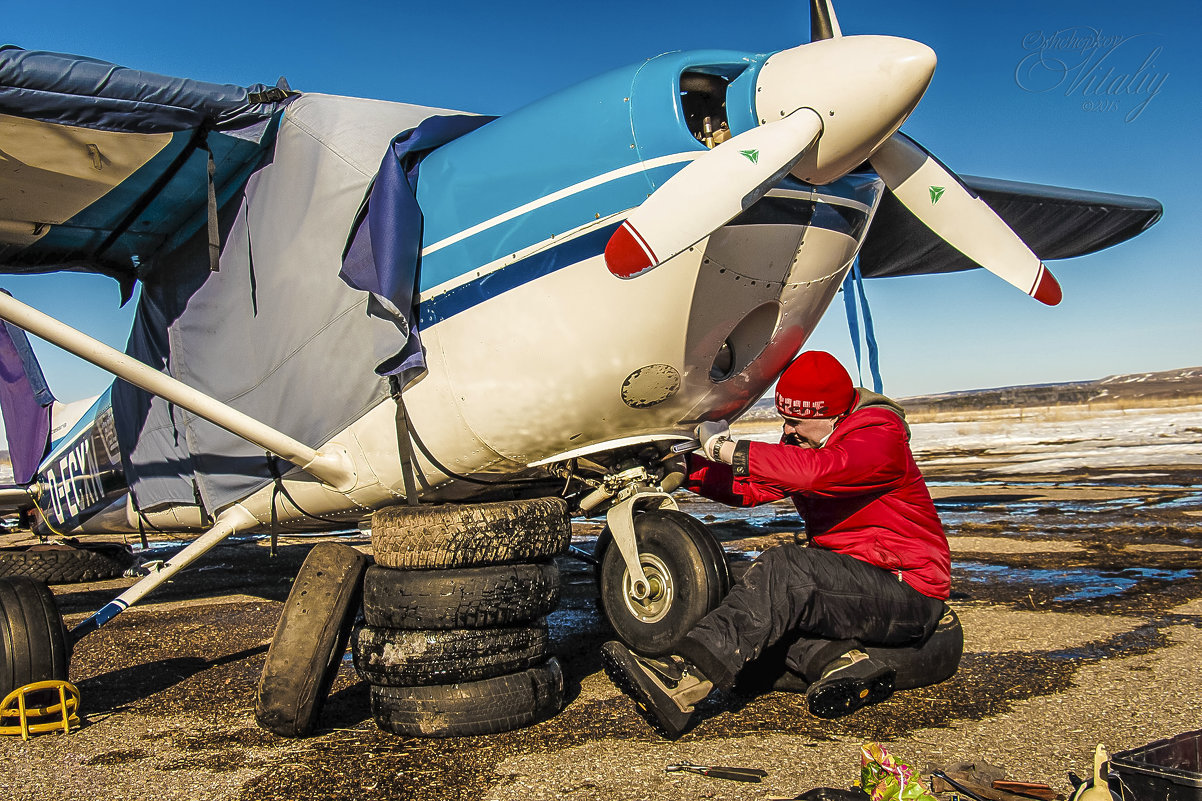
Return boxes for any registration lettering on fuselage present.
[43,435,105,524]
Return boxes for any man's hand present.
[695,420,731,461]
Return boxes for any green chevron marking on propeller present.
[740,149,760,164]
[929,185,946,204]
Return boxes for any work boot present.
[805,649,895,719]
[600,641,714,738]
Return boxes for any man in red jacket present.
[603,351,950,737]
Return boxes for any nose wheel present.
[599,510,730,656]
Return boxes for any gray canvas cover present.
[115,93,462,512]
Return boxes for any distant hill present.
[739,366,1202,421]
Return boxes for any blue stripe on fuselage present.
[419,195,869,327]
[419,222,620,328]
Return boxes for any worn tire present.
[255,543,369,737]
[0,543,136,584]
[352,622,549,686]
[600,510,725,657]
[370,658,564,737]
[0,577,69,698]
[371,498,571,569]
[362,562,560,629]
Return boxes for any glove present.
[695,420,731,462]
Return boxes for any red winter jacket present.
[684,392,950,599]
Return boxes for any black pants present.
[676,543,945,690]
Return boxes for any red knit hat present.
[774,351,856,419]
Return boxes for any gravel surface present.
[2,427,1200,800]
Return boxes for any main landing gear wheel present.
[599,510,730,657]
[255,543,369,737]
[0,577,70,698]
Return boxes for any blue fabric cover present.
[0,310,53,484]
[0,45,287,134]
[339,114,494,383]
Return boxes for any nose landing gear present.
[557,447,731,656]
[596,504,730,657]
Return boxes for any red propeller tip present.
[605,221,657,279]
[1031,264,1062,306]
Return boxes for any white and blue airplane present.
[0,0,1161,708]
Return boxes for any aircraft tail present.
[0,296,54,485]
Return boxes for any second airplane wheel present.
[599,511,724,657]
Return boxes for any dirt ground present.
[1,452,1200,799]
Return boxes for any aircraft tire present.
[255,543,368,738]
[0,542,137,584]
[599,511,725,657]
[369,658,563,737]
[593,511,731,609]
[371,498,571,569]
[0,577,70,698]
[351,621,549,686]
[361,562,560,629]
[652,511,731,605]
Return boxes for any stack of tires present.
[354,498,572,737]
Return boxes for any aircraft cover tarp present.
[0,46,287,135]
[0,47,294,286]
[116,93,463,513]
[340,114,493,381]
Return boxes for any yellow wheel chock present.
[0,680,81,740]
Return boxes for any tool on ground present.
[932,770,992,801]
[992,780,1059,801]
[666,760,768,782]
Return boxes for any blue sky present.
[3,0,1199,406]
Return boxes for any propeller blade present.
[605,108,824,279]
[869,133,1062,305]
[810,0,842,41]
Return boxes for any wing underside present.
[858,173,1163,279]
[0,46,294,294]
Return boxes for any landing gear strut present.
[557,447,730,656]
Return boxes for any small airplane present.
[0,0,1161,720]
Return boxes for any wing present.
[858,174,1163,279]
[0,46,294,297]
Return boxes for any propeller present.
[809,0,1060,304]
[810,0,841,41]
[605,108,824,279]
[607,0,1061,306]
[868,133,1062,304]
